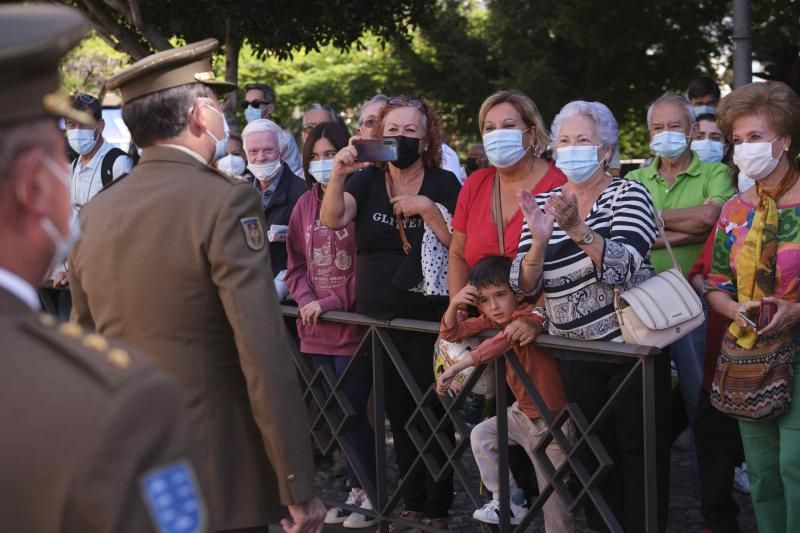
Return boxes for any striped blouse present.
[510,177,657,341]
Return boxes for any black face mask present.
[386,135,421,169]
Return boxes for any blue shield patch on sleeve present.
[140,460,207,533]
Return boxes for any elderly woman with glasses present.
[706,81,800,533]
[513,100,672,532]
[321,96,461,530]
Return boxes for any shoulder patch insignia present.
[140,460,207,533]
[240,216,265,251]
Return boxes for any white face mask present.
[555,145,602,184]
[248,159,282,181]
[217,154,246,176]
[202,101,229,162]
[39,156,81,278]
[67,128,97,155]
[483,128,530,168]
[308,159,334,185]
[691,139,725,163]
[733,138,783,181]
[738,172,755,192]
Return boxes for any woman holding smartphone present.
[706,81,800,533]
[321,96,461,530]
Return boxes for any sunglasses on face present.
[241,99,271,110]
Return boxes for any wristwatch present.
[576,229,594,246]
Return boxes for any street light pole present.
[732,0,753,88]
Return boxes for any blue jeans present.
[669,304,709,426]
[307,353,376,492]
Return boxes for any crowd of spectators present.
[63,75,800,533]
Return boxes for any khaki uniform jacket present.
[68,146,315,529]
[0,288,205,533]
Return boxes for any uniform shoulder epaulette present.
[20,314,146,390]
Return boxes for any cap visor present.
[43,90,96,127]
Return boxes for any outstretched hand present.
[518,189,554,243]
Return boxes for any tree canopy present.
[51,1,800,158]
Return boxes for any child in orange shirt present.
[437,256,573,531]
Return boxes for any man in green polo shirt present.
[626,92,734,275]
[625,91,734,510]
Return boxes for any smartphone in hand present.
[738,311,758,330]
[758,300,778,329]
[353,138,398,162]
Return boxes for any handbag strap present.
[491,172,505,255]
[386,172,412,254]
[609,177,682,274]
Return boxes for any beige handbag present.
[612,192,704,348]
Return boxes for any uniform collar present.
[158,143,208,164]
[0,268,40,312]
[641,151,703,182]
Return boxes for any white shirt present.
[281,129,303,176]
[440,143,467,184]
[71,139,133,218]
[0,267,40,311]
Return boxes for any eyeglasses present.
[386,96,426,111]
[71,93,98,104]
[302,122,321,134]
[241,99,271,110]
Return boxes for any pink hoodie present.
[286,184,364,356]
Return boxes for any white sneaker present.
[343,493,378,528]
[734,463,751,494]
[325,489,362,524]
[472,499,526,525]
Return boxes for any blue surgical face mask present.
[483,128,530,168]
[650,131,689,160]
[244,105,263,124]
[308,159,334,185]
[693,105,716,118]
[203,102,229,162]
[555,145,602,184]
[66,128,97,155]
[691,139,725,163]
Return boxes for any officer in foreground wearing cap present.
[68,39,325,533]
[0,4,207,532]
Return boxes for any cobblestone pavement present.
[301,429,757,532]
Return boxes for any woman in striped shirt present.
[511,100,672,532]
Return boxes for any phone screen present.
[354,139,398,162]
[739,311,758,330]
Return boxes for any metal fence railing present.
[282,305,662,533]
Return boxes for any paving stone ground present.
[290,428,757,533]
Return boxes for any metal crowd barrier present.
[282,305,662,533]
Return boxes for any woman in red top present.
[448,90,567,295]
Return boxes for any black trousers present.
[554,350,672,533]
[694,389,744,533]
[385,327,454,518]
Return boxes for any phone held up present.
[738,299,779,330]
[353,138,398,162]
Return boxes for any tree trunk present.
[223,16,242,128]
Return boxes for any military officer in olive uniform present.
[0,4,206,533]
[68,40,324,533]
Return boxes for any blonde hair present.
[478,90,549,156]
[717,81,800,161]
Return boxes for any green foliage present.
[60,32,131,96]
